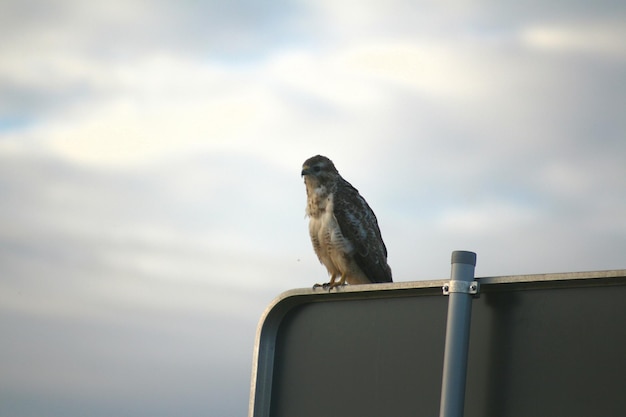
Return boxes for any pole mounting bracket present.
[442,280,480,296]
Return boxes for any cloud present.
[0,150,293,415]
[520,20,626,57]
[0,0,306,55]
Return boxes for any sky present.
[1,1,625,416]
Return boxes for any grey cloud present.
[0,308,258,417]
[0,0,308,122]
[0,151,300,415]
[0,0,307,58]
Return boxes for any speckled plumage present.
[301,155,392,288]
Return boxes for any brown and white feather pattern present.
[301,155,392,287]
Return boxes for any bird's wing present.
[333,180,392,283]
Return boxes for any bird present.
[301,155,392,289]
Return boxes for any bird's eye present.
[313,165,322,172]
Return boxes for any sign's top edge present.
[275,269,626,300]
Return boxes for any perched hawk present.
[301,155,392,289]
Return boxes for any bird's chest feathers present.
[305,183,330,218]
[307,189,353,255]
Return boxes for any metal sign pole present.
[439,251,478,417]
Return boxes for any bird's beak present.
[301,166,310,177]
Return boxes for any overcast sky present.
[1,1,625,416]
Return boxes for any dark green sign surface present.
[250,271,626,417]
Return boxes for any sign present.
[249,270,626,417]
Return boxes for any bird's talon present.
[312,282,346,291]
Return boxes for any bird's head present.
[301,155,339,188]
